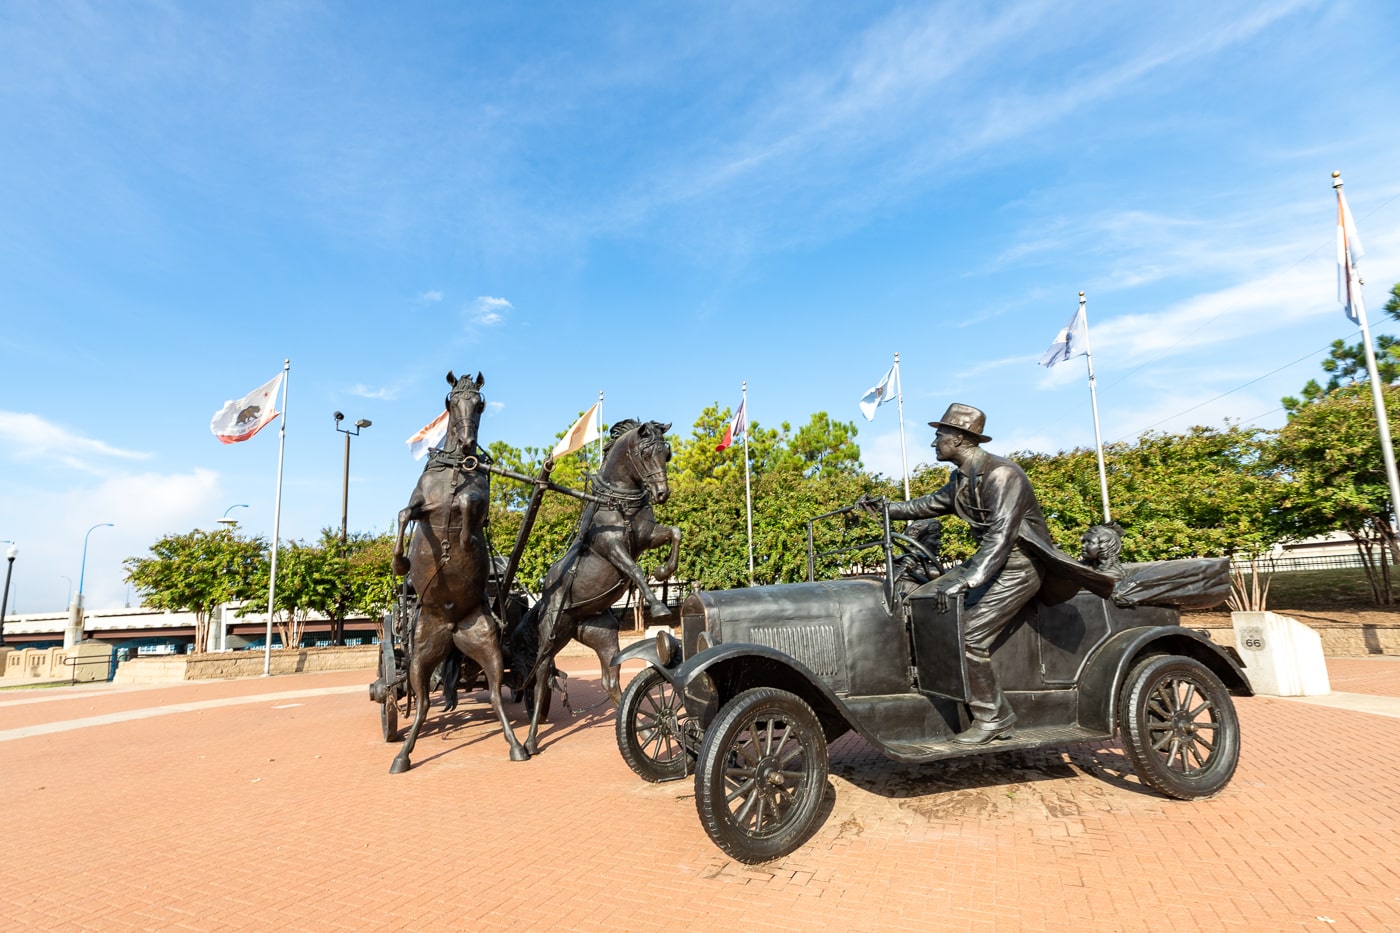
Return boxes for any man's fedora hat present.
[928,403,991,443]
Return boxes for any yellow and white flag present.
[552,401,601,459]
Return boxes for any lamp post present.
[0,543,15,647]
[333,413,372,542]
[60,575,72,609]
[68,522,114,647]
[218,504,249,528]
[333,413,371,646]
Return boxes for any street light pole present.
[333,413,371,645]
[333,413,372,542]
[218,504,249,528]
[0,543,16,647]
[69,522,114,648]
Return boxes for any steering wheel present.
[888,531,939,568]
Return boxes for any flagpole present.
[1079,293,1112,523]
[264,359,290,676]
[597,390,604,467]
[893,352,911,500]
[740,381,755,585]
[1334,173,1400,553]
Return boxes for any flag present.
[858,365,896,421]
[1040,303,1088,367]
[716,398,747,452]
[552,401,601,459]
[210,372,284,444]
[405,410,449,460]
[1337,186,1366,324]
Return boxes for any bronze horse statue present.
[389,371,530,770]
[518,418,681,756]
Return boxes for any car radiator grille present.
[748,623,843,684]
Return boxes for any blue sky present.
[3,1,1399,614]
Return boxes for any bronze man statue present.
[859,403,1115,745]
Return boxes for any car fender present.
[1078,626,1254,734]
[674,642,852,740]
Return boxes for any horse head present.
[444,370,486,453]
[604,419,672,504]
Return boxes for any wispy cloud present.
[419,290,443,303]
[350,384,398,401]
[0,412,150,472]
[469,296,512,326]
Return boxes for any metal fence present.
[1232,553,1371,574]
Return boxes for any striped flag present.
[1336,183,1366,324]
[552,401,601,459]
[716,398,747,452]
[405,410,449,460]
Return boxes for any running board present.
[880,725,1110,764]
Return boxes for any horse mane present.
[603,419,641,459]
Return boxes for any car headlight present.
[655,628,680,667]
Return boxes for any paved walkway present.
[3,658,1399,931]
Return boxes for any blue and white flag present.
[1040,304,1088,368]
[858,365,896,421]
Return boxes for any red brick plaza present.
[3,657,1398,931]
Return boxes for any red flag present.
[716,398,747,452]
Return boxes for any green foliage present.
[1270,382,1400,603]
[1283,280,1400,415]
[124,529,267,652]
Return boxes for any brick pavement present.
[2,658,1399,931]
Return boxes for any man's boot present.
[953,649,1016,745]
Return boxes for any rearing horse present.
[389,371,529,770]
[519,419,681,756]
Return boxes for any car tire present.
[695,687,829,864]
[1119,654,1240,800]
[616,667,691,782]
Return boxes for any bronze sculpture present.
[1080,522,1127,578]
[388,371,530,770]
[858,403,1115,745]
[517,419,681,756]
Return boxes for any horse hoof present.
[510,746,531,762]
[392,557,410,575]
[390,757,410,774]
[651,604,673,620]
[525,740,539,757]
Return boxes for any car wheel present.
[616,667,691,782]
[1119,654,1240,800]
[695,687,829,864]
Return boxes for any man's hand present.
[853,493,884,517]
[932,573,969,613]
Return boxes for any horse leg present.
[654,524,682,582]
[390,615,452,774]
[523,607,572,756]
[594,534,672,619]
[575,611,622,704]
[392,500,421,576]
[455,615,529,762]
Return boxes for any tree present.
[124,529,267,652]
[1271,382,1400,604]
[1283,280,1400,414]
[242,540,343,649]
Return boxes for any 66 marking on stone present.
[1239,626,1266,651]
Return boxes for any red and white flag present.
[210,372,283,444]
[405,410,449,460]
[1336,184,1366,324]
[716,398,747,452]
[552,401,601,459]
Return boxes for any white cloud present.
[419,289,443,303]
[0,411,150,473]
[350,384,398,400]
[469,295,513,326]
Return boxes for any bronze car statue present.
[612,501,1251,864]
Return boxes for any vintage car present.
[612,504,1252,864]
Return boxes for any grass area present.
[1260,567,1391,611]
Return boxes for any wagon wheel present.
[616,667,691,782]
[694,687,829,864]
[378,636,400,743]
[1118,655,1240,800]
